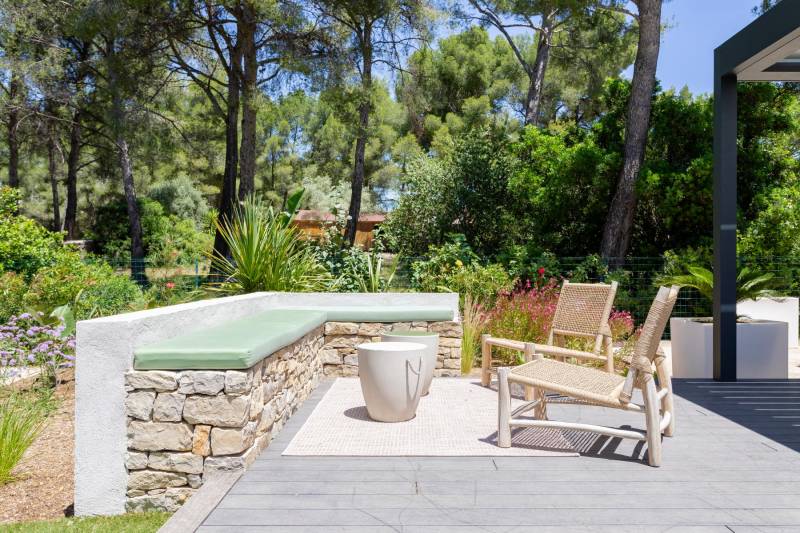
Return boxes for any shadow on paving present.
[673,378,800,452]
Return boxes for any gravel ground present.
[0,380,75,524]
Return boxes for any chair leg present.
[497,367,512,448]
[656,358,675,437]
[643,378,662,467]
[604,336,614,373]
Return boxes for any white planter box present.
[737,297,799,348]
[670,317,788,379]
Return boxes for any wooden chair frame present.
[481,281,619,389]
[495,286,679,467]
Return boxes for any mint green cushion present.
[133,306,455,370]
[295,306,454,323]
[133,310,327,370]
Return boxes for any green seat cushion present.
[133,309,327,370]
[294,306,454,323]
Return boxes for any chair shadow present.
[472,380,651,465]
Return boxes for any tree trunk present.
[524,14,553,126]
[211,43,242,264]
[64,108,82,239]
[238,3,257,200]
[600,0,662,264]
[110,49,147,284]
[344,29,372,246]
[47,119,60,231]
[117,136,147,284]
[6,72,21,188]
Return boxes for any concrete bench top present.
[133,306,455,370]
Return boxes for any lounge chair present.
[481,281,619,391]
[495,285,679,467]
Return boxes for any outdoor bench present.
[75,292,460,516]
[132,306,455,370]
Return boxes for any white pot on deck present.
[356,341,426,422]
[670,317,788,379]
[737,297,799,348]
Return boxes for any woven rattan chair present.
[481,281,618,389]
[495,286,679,467]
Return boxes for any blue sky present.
[655,0,758,94]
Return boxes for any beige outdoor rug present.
[282,378,578,457]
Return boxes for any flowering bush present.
[0,313,75,385]
[485,281,560,364]
[608,310,635,340]
[482,281,636,368]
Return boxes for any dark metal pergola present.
[713,1,800,381]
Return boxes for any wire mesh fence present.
[100,254,800,339]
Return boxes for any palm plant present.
[659,265,778,303]
[209,194,331,293]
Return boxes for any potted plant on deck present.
[660,266,790,379]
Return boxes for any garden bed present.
[0,379,74,524]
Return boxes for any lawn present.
[0,512,170,533]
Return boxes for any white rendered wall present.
[74,292,459,516]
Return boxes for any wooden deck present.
[198,378,800,532]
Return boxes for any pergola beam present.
[712,0,800,381]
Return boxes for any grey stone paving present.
[199,378,800,532]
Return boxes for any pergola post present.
[712,67,738,382]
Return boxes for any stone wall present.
[320,320,462,377]
[122,327,324,512]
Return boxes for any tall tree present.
[599,0,662,262]
[69,0,185,282]
[170,0,316,260]
[315,0,428,245]
[463,0,612,126]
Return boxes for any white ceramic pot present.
[670,317,788,379]
[737,297,799,348]
[356,341,426,422]
[381,331,439,396]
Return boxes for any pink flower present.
[166,282,175,289]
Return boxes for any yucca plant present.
[659,265,778,303]
[209,194,331,293]
[353,252,399,293]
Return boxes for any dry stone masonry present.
[321,320,463,378]
[122,319,461,512]
[123,327,324,512]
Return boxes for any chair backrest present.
[620,285,680,401]
[549,281,618,345]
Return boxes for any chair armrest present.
[529,344,608,363]
[483,336,607,363]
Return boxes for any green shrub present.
[89,197,212,266]
[74,273,144,320]
[0,185,21,217]
[22,253,142,318]
[382,157,455,256]
[23,253,105,313]
[0,394,47,485]
[0,188,64,278]
[411,236,514,305]
[149,175,210,224]
[0,271,27,322]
